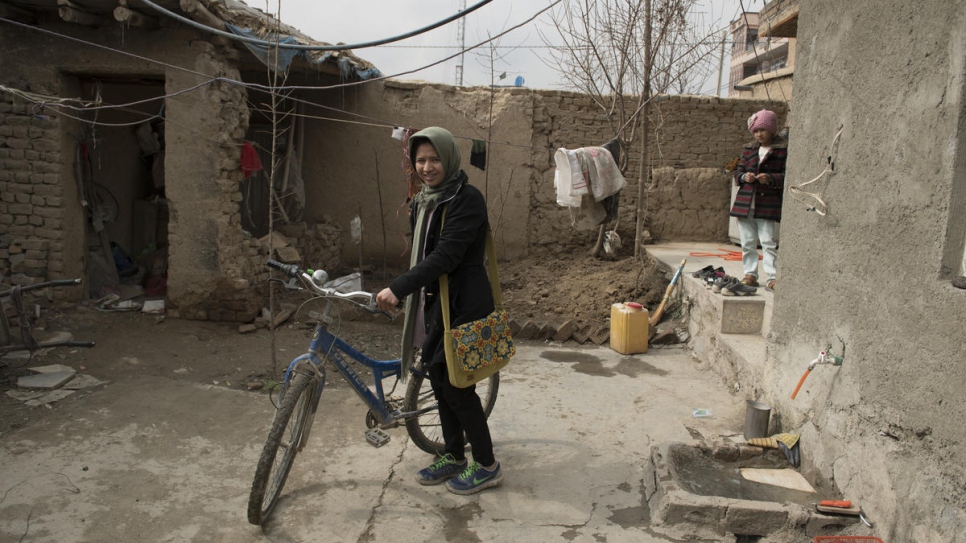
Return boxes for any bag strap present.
[437,205,502,335]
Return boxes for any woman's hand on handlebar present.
[376,288,399,312]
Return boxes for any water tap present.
[808,348,844,371]
[792,345,845,399]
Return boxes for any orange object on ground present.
[688,249,762,261]
[819,500,853,508]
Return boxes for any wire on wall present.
[787,126,844,216]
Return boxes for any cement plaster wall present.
[764,2,966,541]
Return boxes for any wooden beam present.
[179,0,224,31]
[59,6,105,26]
[114,6,158,29]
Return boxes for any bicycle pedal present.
[365,428,391,448]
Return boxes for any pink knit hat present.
[748,109,778,134]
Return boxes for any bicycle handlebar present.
[266,259,300,277]
[265,260,385,315]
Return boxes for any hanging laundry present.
[241,141,263,179]
[603,138,622,166]
[553,146,626,228]
[470,139,487,170]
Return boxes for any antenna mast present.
[455,0,467,85]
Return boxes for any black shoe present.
[723,281,758,296]
[691,265,715,278]
[712,275,737,293]
[703,268,726,288]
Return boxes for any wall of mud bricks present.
[528,92,789,254]
[1,18,786,323]
[0,94,65,287]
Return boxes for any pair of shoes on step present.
[712,275,757,296]
[694,267,725,289]
[416,453,503,495]
[692,265,724,281]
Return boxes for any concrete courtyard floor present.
[0,340,746,543]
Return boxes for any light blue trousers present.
[736,217,778,281]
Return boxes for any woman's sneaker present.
[416,453,468,485]
[446,462,503,495]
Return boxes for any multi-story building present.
[727,9,795,102]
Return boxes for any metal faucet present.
[792,345,845,399]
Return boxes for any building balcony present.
[759,0,799,38]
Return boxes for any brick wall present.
[0,93,67,286]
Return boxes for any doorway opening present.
[71,76,168,301]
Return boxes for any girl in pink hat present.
[730,109,786,291]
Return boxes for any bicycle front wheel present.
[403,363,499,455]
[247,370,317,525]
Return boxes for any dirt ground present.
[0,251,670,437]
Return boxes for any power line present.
[137,0,494,51]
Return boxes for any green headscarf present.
[409,126,462,208]
[400,127,464,377]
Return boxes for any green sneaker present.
[416,454,468,486]
[445,461,503,495]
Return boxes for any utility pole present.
[455,0,466,86]
[715,29,727,97]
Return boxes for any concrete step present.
[684,275,766,335]
[646,242,775,396]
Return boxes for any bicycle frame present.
[280,299,436,436]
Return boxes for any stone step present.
[684,274,767,336]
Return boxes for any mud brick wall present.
[275,221,343,275]
[528,92,789,252]
[646,167,733,242]
[0,94,66,287]
[164,46,262,323]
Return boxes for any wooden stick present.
[649,259,686,327]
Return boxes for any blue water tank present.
[514,76,525,87]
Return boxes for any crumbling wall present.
[0,21,267,320]
[164,41,257,321]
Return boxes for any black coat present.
[389,175,495,353]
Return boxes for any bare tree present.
[540,0,719,256]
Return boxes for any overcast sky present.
[254,0,753,94]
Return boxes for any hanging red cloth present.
[241,141,263,179]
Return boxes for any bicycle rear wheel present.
[403,363,499,455]
[247,370,317,525]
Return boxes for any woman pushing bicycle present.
[376,126,503,495]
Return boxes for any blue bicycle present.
[247,260,500,525]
